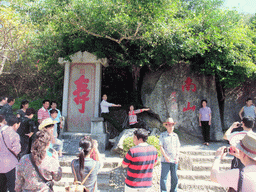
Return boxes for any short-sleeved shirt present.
[48,108,62,123]
[199,107,211,121]
[129,110,142,125]
[100,100,113,113]
[71,158,101,192]
[216,165,256,192]
[37,107,50,122]
[243,105,255,119]
[122,143,158,188]
[159,131,180,163]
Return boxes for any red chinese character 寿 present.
[73,75,90,113]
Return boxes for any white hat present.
[39,118,57,130]
[235,131,256,160]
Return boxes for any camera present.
[224,147,236,154]
[237,123,242,127]
[223,147,231,153]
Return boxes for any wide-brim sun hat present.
[229,131,247,146]
[163,117,177,126]
[235,131,256,160]
[39,118,57,130]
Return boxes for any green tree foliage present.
[0,2,64,104]
[5,0,256,103]
[0,5,36,75]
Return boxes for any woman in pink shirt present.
[199,99,211,146]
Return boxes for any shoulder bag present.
[29,154,54,191]
[65,160,96,192]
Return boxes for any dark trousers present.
[130,121,147,129]
[201,121,210,142]
[20,136,30,157]
[0,168,16,192]
[101,113,122,132]
[57,123,61,138]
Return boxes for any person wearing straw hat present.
[159,118,180,192]
[38,118,59,158]
[211,131,256,192]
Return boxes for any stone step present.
[53,185,111,192]
[59,156,122,168]
[192,163,231,171]
[190,155,233,164]
[178,179,227,192]
[54,176,110,189]
[60,167,112,179]
[177,170,210,180]
[180,149,216,156]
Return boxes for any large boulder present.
[111,128,136,154]
[111,128,161,154]
[141,63,223,141]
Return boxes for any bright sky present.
[224,0,256,14]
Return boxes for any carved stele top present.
[58,51,108,67]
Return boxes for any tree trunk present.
[131,65,141,104]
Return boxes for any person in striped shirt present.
[122,128,158,192]
[37,100,50,124]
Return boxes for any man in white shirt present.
[100,94,122,132]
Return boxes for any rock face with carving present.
[141,63,223,141]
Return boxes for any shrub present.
[122,135,161,158]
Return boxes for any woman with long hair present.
[71,137,102,192]
[15,130,62,191]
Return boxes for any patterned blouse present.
[15,154,62,192]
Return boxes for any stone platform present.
[61,132,109,154]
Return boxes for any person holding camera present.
[70,137,102,192]
[210,131,256,192]
[223,117,254,170]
